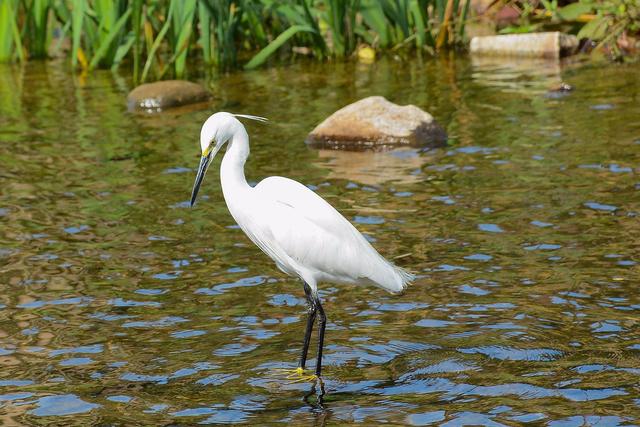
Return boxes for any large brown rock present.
[306,96,447,150]
[127,80,210,112]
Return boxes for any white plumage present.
[235,176,412,293]
[189,112,413,377]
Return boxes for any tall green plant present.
[198,0,243,69]
[141,0,176,81]
[23,0,52,58]
[88,1,132,69]
[245,24,317,69]
[70,0,84,67]
[0,0,24,62]
[169,0,196,78]
[244,0,326,68]
[324,0,360,56]
[0,0,476,76]
[131,0,143,82]
[512,0,640,59]
[572,0,639,58]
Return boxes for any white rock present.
[470,32,578,58]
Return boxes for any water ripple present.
[458,346,563,361]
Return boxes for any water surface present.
[0,56,639,425]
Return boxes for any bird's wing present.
[250,176,400,287]
[254,176,368,246]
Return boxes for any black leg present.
[299,282,317,369]
[314,294,327,377]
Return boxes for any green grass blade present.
[198,0,212,63]
[0,0,25,62]
[326,0,346,56]
[557,2,593,21]
[0,0,15,61]
[171,0,196,78]
[157,32,192,79]
[360,1,390,47]
[80,4,99,58]
[348,0,361,54]
[300,0,326,56]
[457,0,470,39]
[52,20,71,54]
[577,15,609,41]
[89,8,131,70]
[95,0,128,66]
[242,0,268,47]
[410,0,426,47]
[51,1,72,55]
[244,24,315,70]
[141,0,176,82]
[396,0,411,38]
[300,0,321,34]
[111,30,135,70]
[132,0,143,83]
[10,0,24,62]
[436,0,445,21]
[28,0,51,58]
[71,0,84,67]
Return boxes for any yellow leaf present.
[357,46,376,63]
[144,20,154,46]
[77,47,88,69]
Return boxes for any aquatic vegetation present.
[502,0,640,59]
[0,0,24,62]
[564,0,639,58]
[0,0,471,80]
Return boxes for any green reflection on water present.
[0,57,639,425]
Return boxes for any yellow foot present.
[272,367,318,382]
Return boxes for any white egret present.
[190,112,413,379]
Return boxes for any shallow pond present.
[0,56,639,425]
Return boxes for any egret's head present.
[190,112,268,207]
[199,112,239,156]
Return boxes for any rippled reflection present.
[0,58,639,425]
[315,148,434,185]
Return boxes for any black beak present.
[190,154,211,207]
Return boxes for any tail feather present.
[369,259,414,294]
[391,264,414,294]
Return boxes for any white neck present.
[220,126,251,200]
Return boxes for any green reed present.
[0,0,23,62]
[0,0,471,81]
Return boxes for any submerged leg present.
[299,282,317,369]
[303,378,326,409]
[314,294,327,377]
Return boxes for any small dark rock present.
[545,82,574,99]
[550,82,573,92]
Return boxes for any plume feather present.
[234,114,269,123]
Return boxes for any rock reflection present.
[315,148,431,185]
[470,55,572,94]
